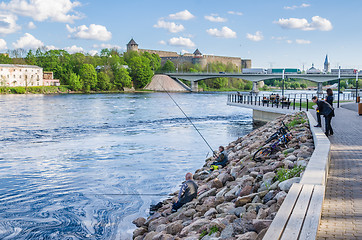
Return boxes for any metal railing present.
[228,94,310,111]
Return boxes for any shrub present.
[277,165,306,182]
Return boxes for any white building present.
[0,64,43,87]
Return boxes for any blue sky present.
[0,0,361,70]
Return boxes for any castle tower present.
[324,54,330,73]
[127,38,139,52]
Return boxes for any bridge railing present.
[228,93,311,111]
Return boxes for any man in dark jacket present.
[316,88,334,127]
[210,146,228,170]
[171,172,198,212]
[312,96,334,136]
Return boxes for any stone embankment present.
[132,112,314,240]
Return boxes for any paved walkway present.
[313,103,362,239]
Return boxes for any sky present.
[0,0,362,70]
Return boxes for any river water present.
[0,92,253,239]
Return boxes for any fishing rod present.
[158,80,215,156]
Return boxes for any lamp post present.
[282,69,285,97]
[337,66,341,108]
[356,71,359,103]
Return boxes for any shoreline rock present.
[132,112,313,239]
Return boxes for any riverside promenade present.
[315,103,362,240]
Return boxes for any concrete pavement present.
[314,103,362,239]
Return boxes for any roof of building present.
[324,54,329,64]
[193,49,202,55]
[0,64,42,68]
[127,38,138,46]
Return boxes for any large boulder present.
[132,217,146,227]
[165,220,183,235]
[278,177,301,191]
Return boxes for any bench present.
[281,101,291,107]
[263,183,325,240]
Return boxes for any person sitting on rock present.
[210,146,229,170]
[171,172,198,213]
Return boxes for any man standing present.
[312,96,334,136]
[171,173,198,213]
[315,88,334,127]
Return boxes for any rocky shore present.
[132,112,314,240]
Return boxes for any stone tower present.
[127,38,139,52]
[324,54,330,73]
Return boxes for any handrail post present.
[300,98,302,111]
[306,99,309,111]
[293,98,295,110]
[259,96,261,106]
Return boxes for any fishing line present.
[92,193,171,196]
[157,79,215,155]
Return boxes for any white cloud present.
[45,45,57,50]
[168,10,194,20]
[168,37,195,48]
[159,40,166,45]
[153,20,184,33]
[246,31,264,41]
[66,24,112,41]
[0,39,7,50]
[227,11,243,16]
[0,0,83,23]
[204,15,227,22]
[0,13,20,35]
[64,45,83,53]
[284,3,310,10]
[181,49,189,55]
[27,21,36,29]
[88,50,98,56]
[296,39,311,44]
[271,36,286,40]
[12,33,44,49]
[274,16,332,31]
[206,26,236,38]
[286,40,293,44]
[92,43,122,49]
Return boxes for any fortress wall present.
[202,55,242,68]
[139,49,179,57]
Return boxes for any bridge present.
[165,72,360,93]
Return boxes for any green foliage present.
[79,64,97,91]
[128,56,153,89]
[0,54,12,64]
[97,72,112,90]
[277,165,306,182]
[300,83,307,89]
[199,226,219,239]
[287,115,307,128]
[113,67,132,89]
[69,72,82,91]
[10,87,26,94]
[244,81,253,90]
[25,50,37,65]
[161,60,176,72]
[209,226,219,235]
[199,230,208,239]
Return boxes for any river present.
[0,92,253,239]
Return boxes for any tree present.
[69,72,82,91]
[143,52,161,71]
[300,83,307,89]
[97,72,112,90]
[79,64,97,91]
[25,50,37,65]
[0,54,12,64]
[128,56,153,89]
[113,67,132,89]
[161,60,176,72]
[244,81,253,90]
